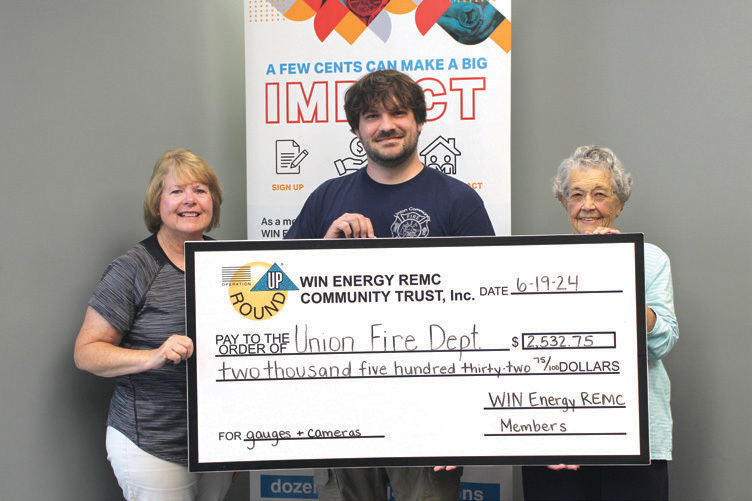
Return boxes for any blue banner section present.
[458,481,502,501]
[388,481,500,501]
[259,474,317,499]
[258,474,501,500]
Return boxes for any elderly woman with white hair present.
[522,146,679,501]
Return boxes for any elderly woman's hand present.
[588,227,621,235]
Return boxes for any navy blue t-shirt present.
[286,166,495,239]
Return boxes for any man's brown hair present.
[344,70,427,132]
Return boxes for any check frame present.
[186,234,649,472]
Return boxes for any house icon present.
[420,136,461,175]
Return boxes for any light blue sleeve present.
[644,243,679,360]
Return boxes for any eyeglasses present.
[565,189,615,204]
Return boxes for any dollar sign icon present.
[511,336,519,348]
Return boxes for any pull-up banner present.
[244,0,512,239]
[186,234,648,471]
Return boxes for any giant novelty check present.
[186,234,648,471]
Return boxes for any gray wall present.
[1,1,249,499]
[1,1,749,500]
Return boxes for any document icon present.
[276,139,308,174]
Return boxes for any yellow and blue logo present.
[228,262,298,321]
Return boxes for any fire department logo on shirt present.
[390,207,431,237]
[226,262,298,320]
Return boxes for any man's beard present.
[363,131,419,169]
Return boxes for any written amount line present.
[216,371,622,382]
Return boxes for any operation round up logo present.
[227,262,298,321]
